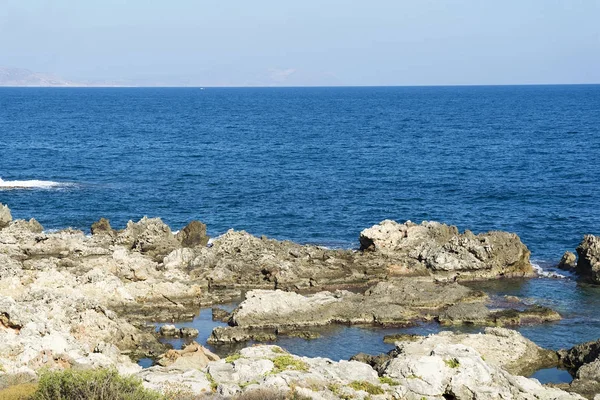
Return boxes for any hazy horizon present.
[1,0,599,86]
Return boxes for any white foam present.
[532,262,567,279]
[0,177,71,189]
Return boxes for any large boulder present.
[576,235,600,283]
[359,220,533,280]
[0,203,12,229]
[176,220,209,248]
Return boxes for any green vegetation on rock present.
[30,368,161,400]
[272,355,309,373]
[348,381,384,395]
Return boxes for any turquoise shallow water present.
[1,86,600,382]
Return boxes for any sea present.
[1,86,600,381]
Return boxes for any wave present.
[0,177,72,189]
[532,262,567,279]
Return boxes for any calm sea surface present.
[2,86,600,377]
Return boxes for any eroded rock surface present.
[136,343,582,400]
[577,235,600,284]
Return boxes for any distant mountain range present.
[0,67,81,87]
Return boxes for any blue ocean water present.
[1,86,600,260]
[2,86,600,372]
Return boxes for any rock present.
[381,336,580,400]
[559,338,600,371]
[558,251,577,270]
[569,359,600,398]
[382,333,422,344]
[150,343,580,400]
[207,326,278,345]
[138,366,213,394]
[90,217,116,236]
[384,328,558,377]
[212,307,231,322]
[0,203,13,229]
[438,303,561,326]
[180,327,199,338]
[359,220,534,279]
[176,220,209,248]
[156,342,219,369]
[576,235,600,283]
[116,217,180,261]
[159,324,180,337]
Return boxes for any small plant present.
[272,346,286,354]
[272,355,309,373]
[327,384,353,400]
[444,358,460,368]
[205,372,218,392]
[30,368,161,400]
[225,352,242,363]
[348,381,384,395]
[379,376,399,386]
[0,383,38,400]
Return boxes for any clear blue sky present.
[1,0,598,86]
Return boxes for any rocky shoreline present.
[1,203,599,399]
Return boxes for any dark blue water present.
[2,86,600,259]
[2,86,600,375]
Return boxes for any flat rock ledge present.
[209,280,561,344]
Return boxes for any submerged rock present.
[576,235,600,284]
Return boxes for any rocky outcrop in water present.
[559,338,600,398]
[576,235,600,284]
[360,220,534,280]
[558,251,578,270]
[209,279,560,344]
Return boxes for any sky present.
[0,0,599,86]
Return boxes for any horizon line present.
[1,82,599,89]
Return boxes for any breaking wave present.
[0,177,73,190]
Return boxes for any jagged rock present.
[558,251,577,270]
[142,343,582,400]
[576,235,600,283]
[0,203,12,229]
[207,326,278,344]
[180,327,199,338]
[176,220,209,248]
[159,324,179,337]
[438,303,561,326]
[359,220,533,279]
[156,342,219,369]
[212,307,231,322]
[381,334,579,399]
[116,217,180,261]
[559,338,600,370]
[90,217,116,236]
